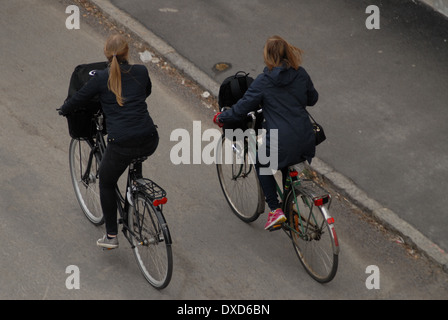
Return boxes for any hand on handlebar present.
[57,107,68,117]
[213,112,223,128]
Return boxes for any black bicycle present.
[68,111,173,289]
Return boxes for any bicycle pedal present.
[102,247,116,251]
[268,224,283,232]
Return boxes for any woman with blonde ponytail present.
[214,35,319,231]
[59,34,159,248]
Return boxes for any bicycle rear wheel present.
[216,135,264,222]
[284,188,339,283]
[129,192,173,289]
[69,138,104,225]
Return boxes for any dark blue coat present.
[219,66,319,169]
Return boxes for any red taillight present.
[289,170,298,177]
[153,197,168,207]
[313,196,329,207]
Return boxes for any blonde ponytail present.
[108,55,124,106]
[104,34,129,107]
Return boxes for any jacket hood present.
[263,66,299,87]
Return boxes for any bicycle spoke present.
[216,136,262,222]
[130,193,172,289]
[286,187,338,283]
[69,139,104,225]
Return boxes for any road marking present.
[159,8,179,13]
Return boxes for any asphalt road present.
[109,0,448,255]
[0,0,447,300]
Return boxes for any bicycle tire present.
[69,138,104,225]
[284,187,339,283]
[128,192,173,289]
[216,135,264,222]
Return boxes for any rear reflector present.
[153,197,168,207]
[313,195,329,206]
[332,228,339,247]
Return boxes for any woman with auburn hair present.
[213,35,319,230]
[59,34,159,249]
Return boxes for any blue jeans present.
[99,132,159,235]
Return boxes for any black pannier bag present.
[218,71,263,131]
[65,61,108,139]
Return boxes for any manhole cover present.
[213,62,231,72]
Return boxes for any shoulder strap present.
[229,71,245,98]
[230,76,242,99]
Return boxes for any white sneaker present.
[96,235,119,249]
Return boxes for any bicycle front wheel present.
[69,138,104,225]
[284,188,339,283]
[129,192,173,289]
[216,135,264,222]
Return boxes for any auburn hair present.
[104,34,129,106]
[263,35,303,71]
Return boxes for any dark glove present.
[57,107,67,117]
[213,112,223,128]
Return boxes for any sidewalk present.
[87,0,448,272]
[420,0,448,17]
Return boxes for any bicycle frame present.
[274,168,334,242]
[233,114,335,242]
[218,110,338,282]
[118,159,171,248]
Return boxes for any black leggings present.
[99,132,159,235]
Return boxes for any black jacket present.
[61,63,157,144]
[219,66,318,168]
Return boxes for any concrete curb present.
[85,0,220,98]
[87,0,448,272]
[310,158,448,272]
[419,0,448,18]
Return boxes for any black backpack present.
[218,71,263,131]
[66,61,108,103]
[65,61,108,139]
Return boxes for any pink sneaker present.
[264,209,286,230]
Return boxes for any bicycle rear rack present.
[134,178,168,206]
[295,179,332,208]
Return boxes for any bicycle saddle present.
[130,156,148,164]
